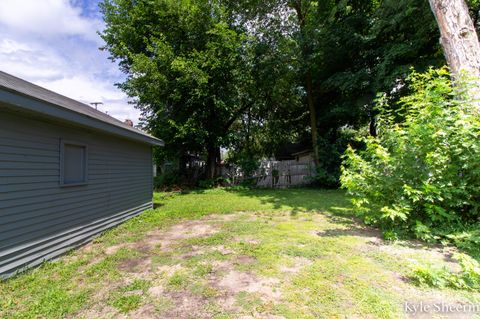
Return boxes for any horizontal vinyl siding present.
[0,111,154,278]
[0,202,152,278]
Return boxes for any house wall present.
[296,153,313,163]
[0,110,153,278]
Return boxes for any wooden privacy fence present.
[223,160,315,188]
[254,160,314,188]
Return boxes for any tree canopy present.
[100,0,468,184]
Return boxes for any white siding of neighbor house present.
[0,110,153,278]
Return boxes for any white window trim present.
[59,139,88,187]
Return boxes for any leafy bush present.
[197,177,231,189]
[311,128,359,188]
[341,68,480,241]
[411,253,480,291]
[153,170,180,190]
[225,184,252,191]
[237,157,260,179]
[445,228,480,256]
[226,152,260,179]
[224,149,260,187]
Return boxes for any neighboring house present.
[291,149,314,163]
[0,71,163,279]
[274,141,312,161]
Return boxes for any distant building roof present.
[274,140,311,160]
[291,149,313,157]
[0,71,163,146]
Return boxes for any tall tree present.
[100,0,254,179]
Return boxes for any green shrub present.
[341,67,480,240]
[153,170,180,190]
[227,153,260,186]
[237,157,260,178]
[311,128,359,188]
[411,253,480,291]
[445,228,480,257]
[197,176,230,189]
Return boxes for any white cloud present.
[0,0,102,42]
[0,39,65,80]
[0,0,141,124]
[35,75,141,121]
[0,39,31,54]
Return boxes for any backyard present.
[1,188,479,319]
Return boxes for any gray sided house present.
[0,71,163,279]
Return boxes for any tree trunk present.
[292,0,320,167]
[429,0,480,104]
[215,147,221,177]
[205,145,218,180]
[178,151,187,181]
[429,0,480,75]
[306,72,320,166]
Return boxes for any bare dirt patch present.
[128,304,158,319]
[179,244,235,259]
[216,270,282,302]
[103,219,220,257]
[235,255,257,265]
[156,264,184,276]
[368,239,462,273]
[118,257,152,273]
[72,218,227,318]
[160,291,212,319]
[147,246,283,317]
[147,285,165,298]
[77,305,124,319]
[234,237,261,245]
[279,256,312,273]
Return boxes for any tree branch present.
[224,102,253,132]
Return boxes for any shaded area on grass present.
[161,188,353,216]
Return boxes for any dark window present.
[60,141,87,186]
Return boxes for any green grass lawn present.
[1,188,479,319]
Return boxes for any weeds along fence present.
[223,160,315,188]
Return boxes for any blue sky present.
[0,0,140,122]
